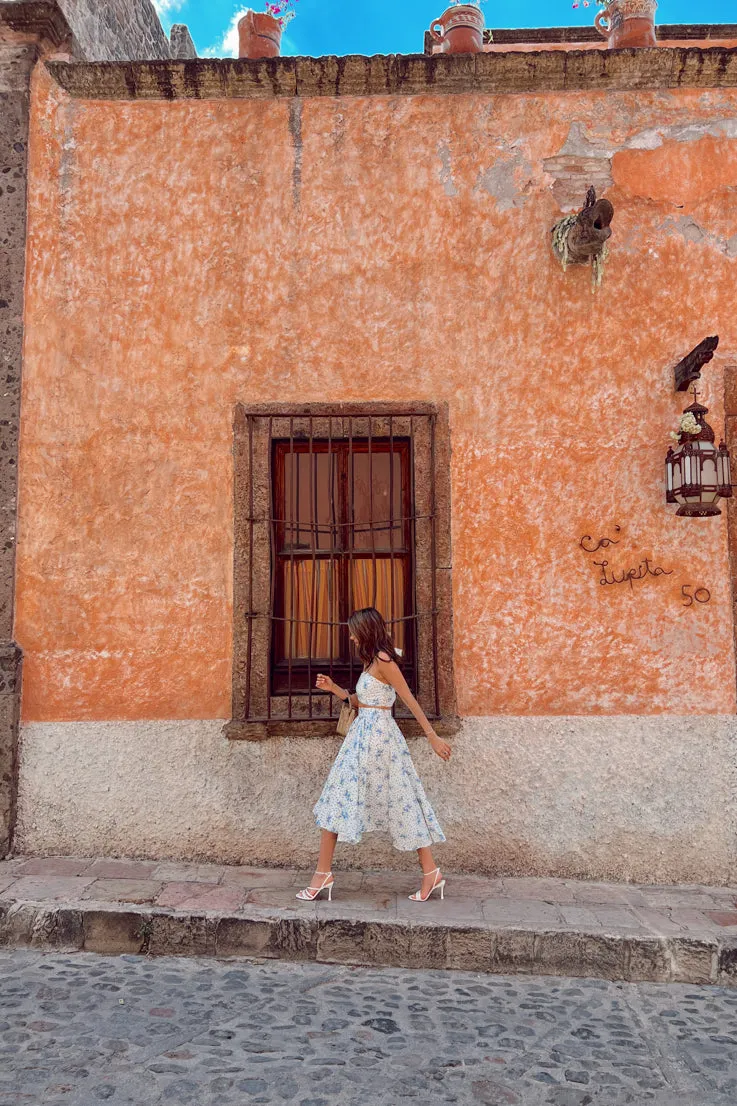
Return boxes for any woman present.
[296,607,451,904]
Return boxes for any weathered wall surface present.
[16,715,737,884]
[56,0,170,61]
[0,0,170,852]
[13,66,737,876]
[0,41,34,857]
[18,71,737,721]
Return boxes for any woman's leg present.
[297,830,339,900]
[309,829,338,887]
[417,845,441,896]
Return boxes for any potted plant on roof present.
[573,0,657,48]
[429,0,488,55]
[238,0,297,59]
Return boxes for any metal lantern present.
[665,400,732,517]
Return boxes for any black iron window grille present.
[229,404,456,738]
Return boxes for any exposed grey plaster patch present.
[678,217,707,243]
[623,115,737,150]
[546,114,737,211]
[289,97,302,209]
[554,116,737,162]
[331,110,346,153]
[664,118,737,142]
[662,215,737,257]
[558,121,616,159]
[475,150,533,211]
[624,128,664,150]
[436,140,458,197]
[711,117,737,139]
[57,98,79,248]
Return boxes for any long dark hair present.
[348,607,401,669]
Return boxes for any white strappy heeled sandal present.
[409,867,446,902]
[296,870,334,901]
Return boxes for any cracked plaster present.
[475,146,534,210]
[545,117,737,210]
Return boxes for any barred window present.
[229,404,456,738]
[272,437,412,692]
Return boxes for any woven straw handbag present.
[336,696,356,737]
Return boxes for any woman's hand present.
[316,673,345,698]
[428,732,452,762]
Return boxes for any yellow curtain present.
[284,558,406,660]
[284,561,338,659]
[351,560,406,653]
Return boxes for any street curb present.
[2,899,736,984]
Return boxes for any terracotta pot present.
[594,0,657,48]
[237,11,282,59]
[429,4,485,54]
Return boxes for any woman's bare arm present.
[375,655,451,761]
[315,674,357,708]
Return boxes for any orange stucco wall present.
[16,67,737,721]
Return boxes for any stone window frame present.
[225,402,457,740]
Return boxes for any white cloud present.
[152,0,184,20]
[205,7,250,58]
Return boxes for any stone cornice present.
[0,0,72,49]
[46,46,737,102]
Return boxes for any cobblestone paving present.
[1,950,737,1106]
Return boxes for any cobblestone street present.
[1,951,737,1106]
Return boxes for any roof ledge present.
[46,45,737,102]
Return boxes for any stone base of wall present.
[0,644,22,858]
[14,715,737,884]
[0,38,31,863]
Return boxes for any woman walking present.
[296,607,451,904]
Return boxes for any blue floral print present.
[313,671,445,851]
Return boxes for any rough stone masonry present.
[0,38,35,858]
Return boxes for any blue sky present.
[153,0,736,58]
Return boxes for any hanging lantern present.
[665,400,732,517]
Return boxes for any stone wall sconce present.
[551,186,614,290]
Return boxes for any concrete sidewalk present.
[1,855,736,985]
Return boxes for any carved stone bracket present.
[674,335,719,392]
[551,186,614,289]
[0,1,72,49]
[552,186,613,263]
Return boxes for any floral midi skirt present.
[313,707,445,851]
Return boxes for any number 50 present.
[682,584,711,606]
